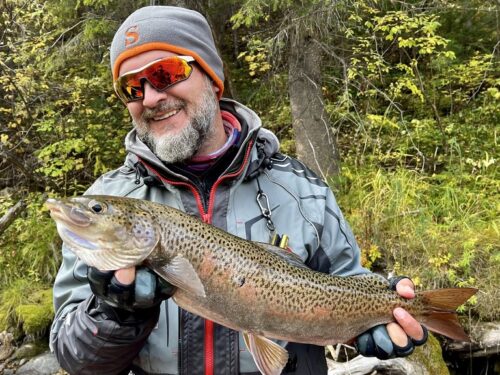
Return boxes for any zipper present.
[138,140,254,375]
[202,140,253,375]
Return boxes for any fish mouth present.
[57,223,99,251]
[46,198,99,251]
[46,198,92,227]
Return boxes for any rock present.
[16,351,62,375]
[12,342,46,360]
[409,333,450,375]
[0,331,15,361]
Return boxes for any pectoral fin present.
[243,332,288,375]
[153,255,206,298]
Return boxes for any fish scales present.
[46,195,477,375]
[144,202,402,342]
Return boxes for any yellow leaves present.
[390,77,424,102]
[411,276,422,288]
[238,40,272,78]
[0,134,9,145]
[486,87,500,100]
[366,114,399,130]
[371,11,450,57]
[361,244,382,270]
[428,252,452,268]
[35,138,87,178]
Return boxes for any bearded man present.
[50,6,426,375]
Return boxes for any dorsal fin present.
[255,242,309,269]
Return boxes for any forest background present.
[0,0,498,366]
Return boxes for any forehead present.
[118,50,179,76]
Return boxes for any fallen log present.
[0,199,26,235]
[444,322,500,358]
[327,355,428,375]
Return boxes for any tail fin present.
[417,288,478,342]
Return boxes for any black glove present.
[88,266,175,313]
[355,276,428,359]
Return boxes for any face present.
[119,50,223,163]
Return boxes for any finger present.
[386,322,408,347]
[395,278,415,299]
[393,307,424,341]
[115,267,136,285]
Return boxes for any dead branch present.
[0,199,26,235]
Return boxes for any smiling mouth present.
[153,108,180,121]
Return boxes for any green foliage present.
[335,166,499,320]
[0,0,130,194]
[410,333,450,375]
[15,289,54,337]
[0,0,498,341]
[0,282,54,337]
[0,193,60,286]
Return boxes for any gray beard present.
[133,79,218,164]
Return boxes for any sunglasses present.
[114,55,195,104]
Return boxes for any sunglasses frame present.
[114,55,195,104]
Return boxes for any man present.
[50,6,427,375]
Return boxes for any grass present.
[334,166,499,321]
[0,192,60,337]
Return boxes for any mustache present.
[141,99,186,121]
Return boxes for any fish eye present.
[88,200,107,214]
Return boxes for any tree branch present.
[0,199,26,235]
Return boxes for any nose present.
[141,81,168,108]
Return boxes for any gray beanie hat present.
[110,6,224,97]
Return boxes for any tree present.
[232,0,342,178]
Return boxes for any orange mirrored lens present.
[115,56,193,103]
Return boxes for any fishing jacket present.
[50,98,368,375]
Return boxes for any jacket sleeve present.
[49,245,160,375]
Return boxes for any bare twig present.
[49,19,87,49]
[466,40,500,104]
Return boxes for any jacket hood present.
[123,98,280,178]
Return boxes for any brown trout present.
[46,195,477,375]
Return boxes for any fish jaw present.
[46,196,160,270]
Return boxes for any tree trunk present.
[288,30,340,179]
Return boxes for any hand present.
[87,265,175,312]
[355,276,428,359]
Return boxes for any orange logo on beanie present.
[125,26,139,47]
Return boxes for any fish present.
[46,195,477,375]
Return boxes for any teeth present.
[153,109,179,121]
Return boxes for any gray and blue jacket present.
[50,99,368,375]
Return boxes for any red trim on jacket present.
[138,139,254,375]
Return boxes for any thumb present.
[114,267,136,285]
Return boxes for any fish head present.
[46,195,160,270]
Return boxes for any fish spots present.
[236,276,246,287]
